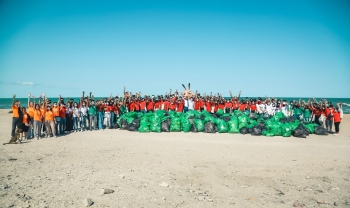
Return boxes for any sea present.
[1,97,350,114]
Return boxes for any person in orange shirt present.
[27,93,35,139]
[20,107,31,141]
[11,94,21,137]
[44,105,57,138]
[52,102,60,134]
[33,104,42,139]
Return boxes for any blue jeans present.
[73,117,79,130]
[80,115,87,130]
[98,112,104,129]
[110,112,114,126]
[184,107,188,113]
[60,118,66,133]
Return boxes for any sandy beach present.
[0,109,349,208]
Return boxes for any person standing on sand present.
[65,102,73,132]
[33,104,42,139]
[44,104,57,138]
[333,105,341,135]
[27,93,35,139]
[20,107,31,141]
[11,94,21,138]
[325,104,334,132]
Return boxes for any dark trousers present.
[334,122,340,133]
[11,117,20,136]
[315,115,321,125]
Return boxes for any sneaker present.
[333,133,338,136]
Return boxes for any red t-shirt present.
[225,102,232,108]
[205,102,211,112]
[163,101,169,111]
[177,100,184,112]
[134,102,140,111]
[59,106,67,118]
[140,101,146,110]
[239,104,247,111]
[169,103,177,110]
[147,101,154,111]
[218,103,225,110]
[250,104,257,111]
[333,111,341,122]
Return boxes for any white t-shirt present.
[80,106,88,116]
[188,99,194,110]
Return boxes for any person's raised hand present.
[13,94,16,98]
[28,93,31,97]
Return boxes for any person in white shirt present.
[72,102,80,132]
[188,97,194,110]
[80,101,88,131]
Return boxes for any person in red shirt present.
[59,103,67,134]
[333,106,341,135]
[163,99,170,111]
[325,105,334,132]
[155,99,161,110]
[204,99,211,113]
[239,101,247,112]
[139,98,146,113]
[147,99,155,112]
[169,101,177,111]
[194,98,201,111]
[225,100,232,113]
[134,100,140,112]
[176,99,184,112]
[250,101,257,113]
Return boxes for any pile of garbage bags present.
[116,109,328,138]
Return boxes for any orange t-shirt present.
[28,106,35,118]
[12,105,19,118]
[23,114,29,124]
[34,110,42,121]
[45,111,55,121]
[40,107,46,118]
[52,107,60,117]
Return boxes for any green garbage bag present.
[227,119,239,133]
[126,117,135,124]
[194,119,205,132]
[238,115,249,129]
[273,111,285,122]
[272,127,283,136]
[140,116,149,123]
[303,123,318,134]
[170,117,181,132]
[216,119,228,133]
[216,109,224,116]
[154,110,166,119]
[262,130,274,137]
[204,116,217,124]
[181,118,192,133]
[282,123,292,137]
[150,121,161,133]
[138,122,151,133]
[290,121,300,131]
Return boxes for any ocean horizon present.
[1,97,349,114]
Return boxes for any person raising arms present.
[11,94,21,138]
[27,93,35,139]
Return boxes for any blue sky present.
[0,0,349,98]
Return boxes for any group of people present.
[8,88,343,144]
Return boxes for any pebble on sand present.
[83,198,93,207]
[100,189,114,196]
[159,182,169,187]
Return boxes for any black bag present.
[221,116,231,122]
[251,126,262,136]
[292,124,309,138]
[161,118,170,132]
[127,118,140,131]
[314,126,328,135]
[204,121,216,133]
[240,127,250,135]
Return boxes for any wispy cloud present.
[16,81,34,85]
[0,81,35,85]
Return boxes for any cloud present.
[16,81,34,85]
